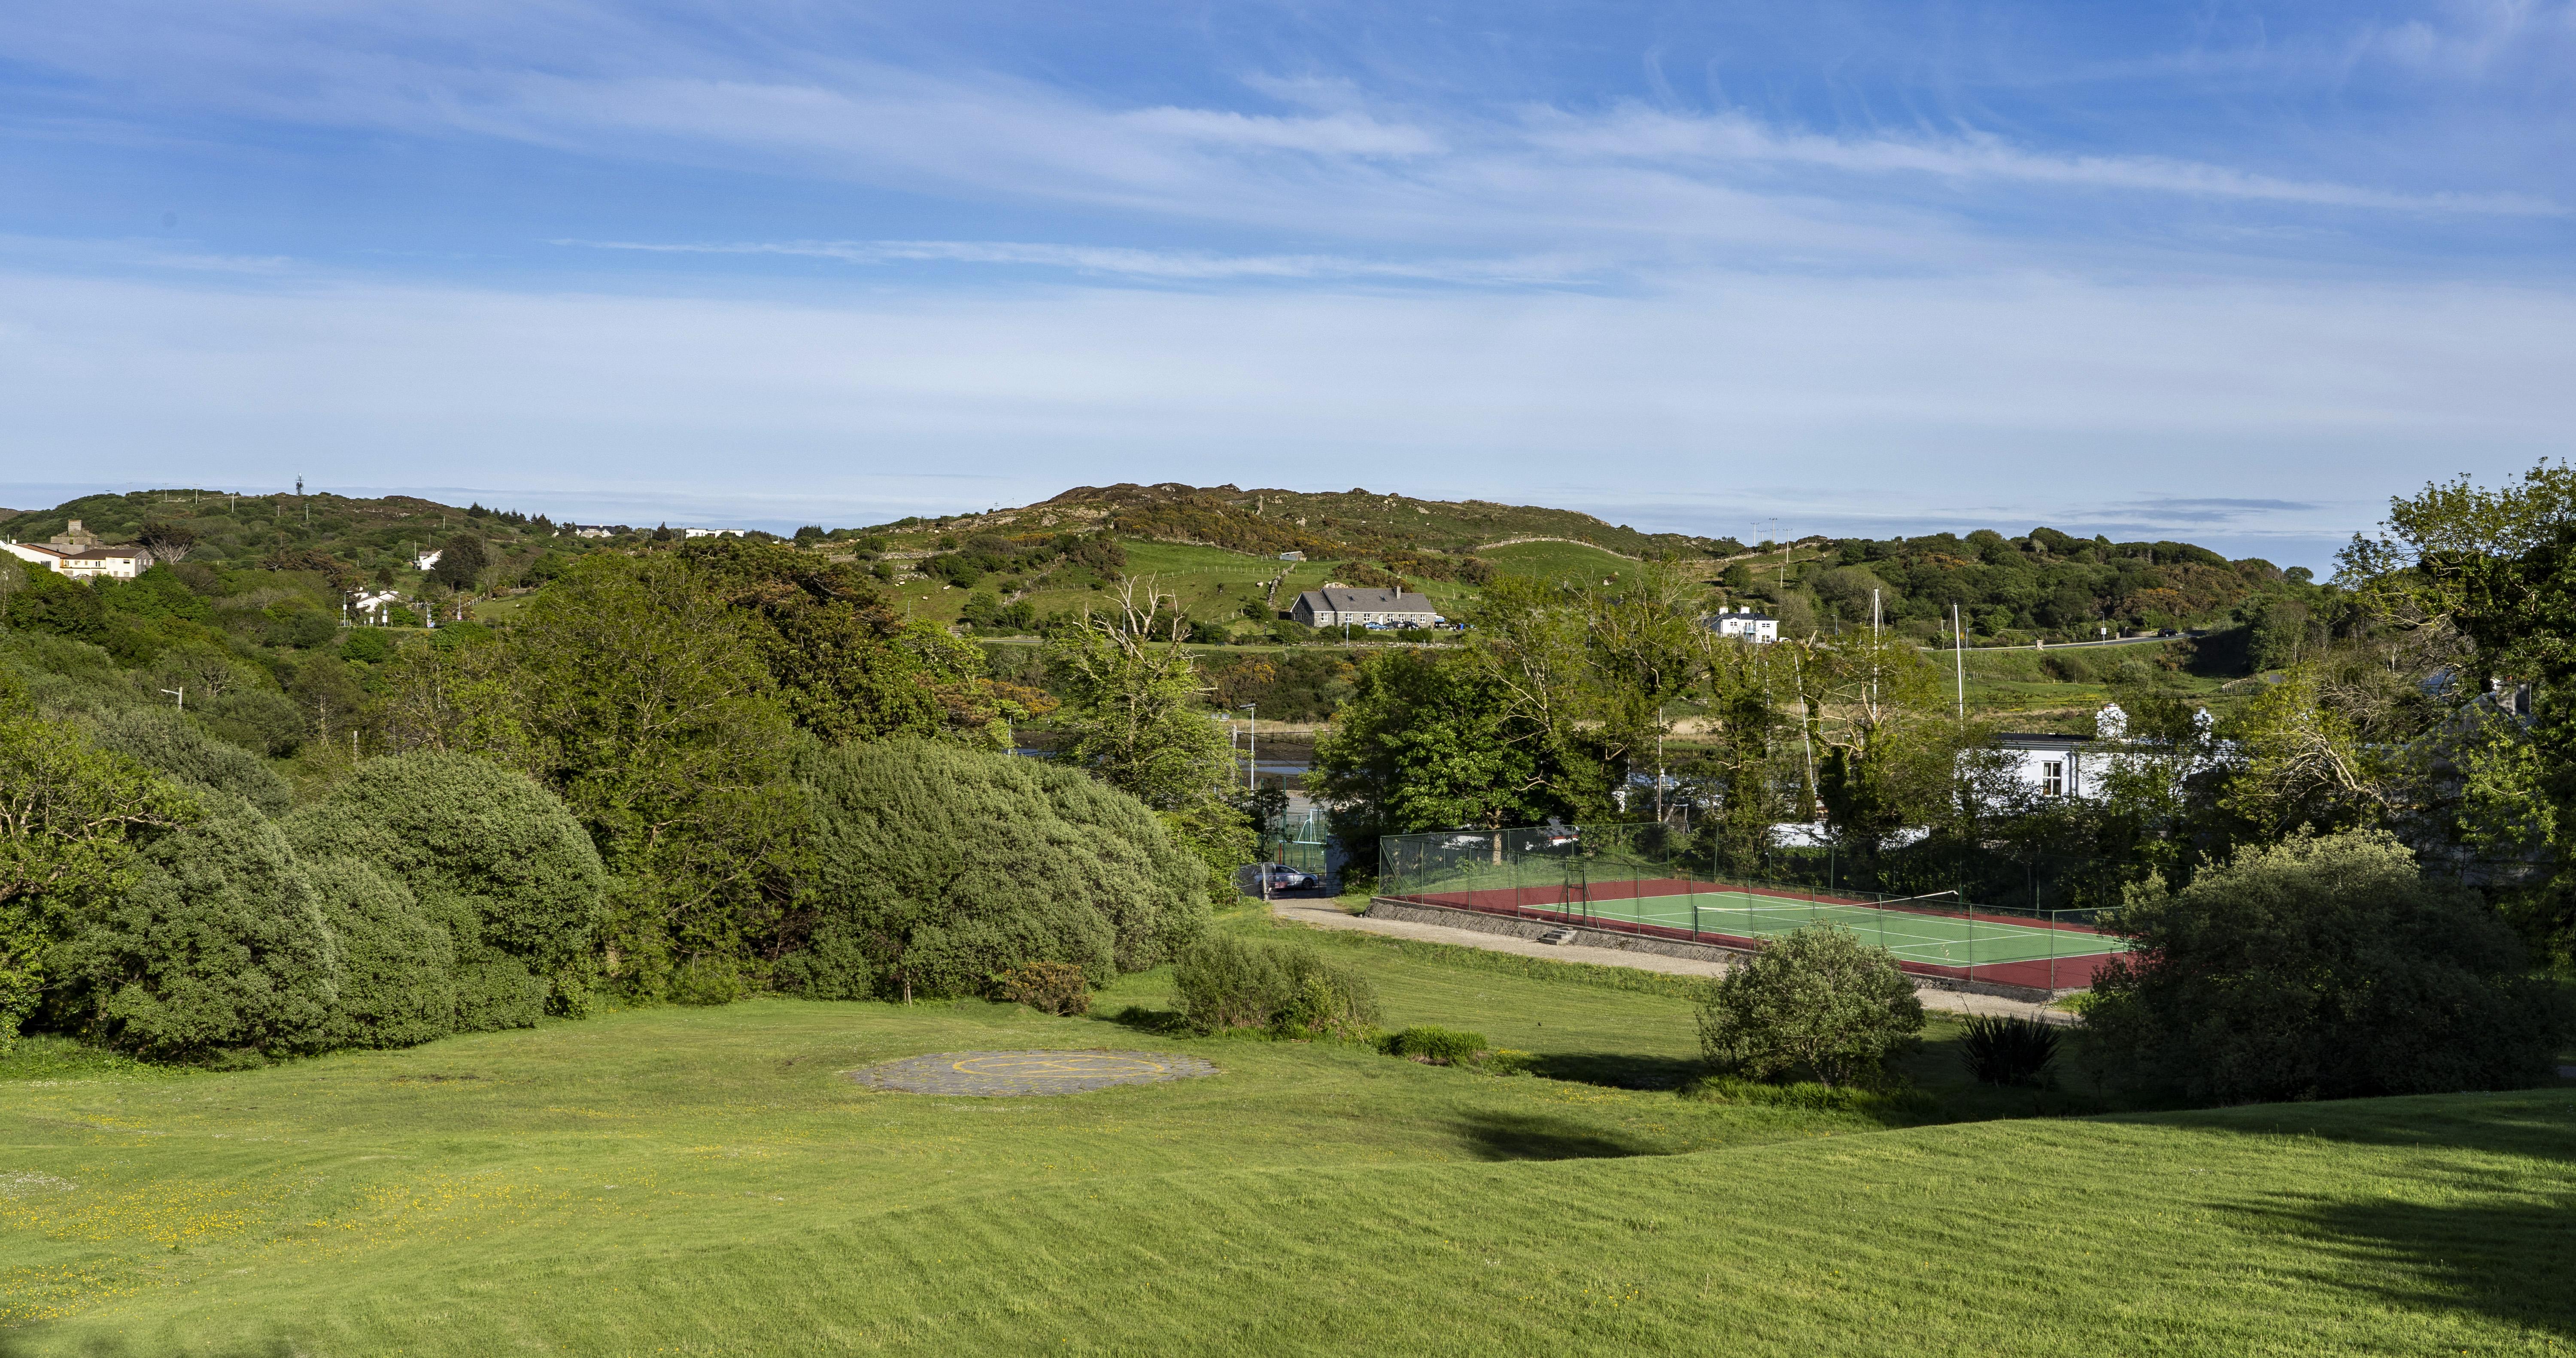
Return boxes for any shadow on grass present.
[1450,1111,1663,1161]
[1094,1004,1192,1037]
[0,1334,300,1357]
[1526,1051,1704,1091]
[2230,1191,2576,1339]
[2145,1087,2576,1167]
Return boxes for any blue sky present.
[3,1,2571,566]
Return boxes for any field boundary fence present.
[1377,822,2128,994]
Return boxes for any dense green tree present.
[0,675,196,1048]
[52,799,341,1060]
[501,552,807,999]
[783,738,1209,1002]
[85,707,291,815]
[282,752,605,1023]
[1311,649,1542,842]
[304,855,457,1050]
[1050,584,1252,890]
[681,538,1027,747]
[428,532,492,591]
[2085,830,2572,1103]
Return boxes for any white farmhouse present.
[1707,606,1779,643]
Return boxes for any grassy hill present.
[0,483,2308,731]
[6,908,2569,1355]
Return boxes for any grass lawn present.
[6,913,2570,1355]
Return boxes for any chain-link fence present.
[1378,822,2126,993]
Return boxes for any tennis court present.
[1379,825,2128,993]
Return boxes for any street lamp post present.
[1240,703,1265,902]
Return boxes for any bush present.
[304,856,456,1050]
[52,801,342,1061]
[85,708,291,815]
[996,961,1092,1016]
[789,739,1209,1002]
[201,687,307,757]
[1695,925,1925,1088]
[1171,934,1288,1031]
[341,629,394,664]
[1383,1025,1484,1065]
[1958,1015,2061,1087]
[1172,934,1379,1036]
[2084,829,2575,1103]
[281,753,605,1023]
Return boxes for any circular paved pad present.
[850,1050,1221,1097]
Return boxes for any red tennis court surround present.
[1384,884,2125,992]
[1377,825,2130,995]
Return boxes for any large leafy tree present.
[0,675,195,1048]
[2086,830,2571,1103]
[502,552,808,998]
[1049,582,1251,889]
[1311,649,1543,842]
[681,538,1040,749]
[2338,461,2576,960]
[784,738,1209,1002]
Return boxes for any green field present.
[7,913,2570,1355]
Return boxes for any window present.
[2042,761,2064,797]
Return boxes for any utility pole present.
[161,685,183,712]
[1952,603,1966,720]
[1239,703,1257,792]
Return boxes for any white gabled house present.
[1707,606,1779,643]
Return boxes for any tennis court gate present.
[1377,822,2127,994]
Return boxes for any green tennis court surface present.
[1541,889,2127,968]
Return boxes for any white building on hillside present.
[1707,606,1779,643]
[4,521,146,581]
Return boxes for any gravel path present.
[1267,899,2077,1025]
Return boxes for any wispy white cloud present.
[555,237,1594,284]
[1522,108,2564,216]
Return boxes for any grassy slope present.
[888,539,1486,627]
[6,915,2570,1355]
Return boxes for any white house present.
[414,548,443,571]
[1291,586,1442,629]
[3,528,145,581]
[1996,732,2097,799]
[1707,606,1779,643]
[681,527,746,539]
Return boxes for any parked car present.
[1254,863,1320,892]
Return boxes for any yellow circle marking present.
[949,1054,1171,1080]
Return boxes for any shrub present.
[85,708,291,815]
[1171,934,1288,1032]
[52,801,342,1061]
[340,628,395,665]
[1172,934,1378,1036]
[304,856,456,1050]
[1958,1014,2061,1087]
[281,753,605,1023]
[790,739,1209,1002]
[2084,829,2575,1103]
[996,961,1092,1016]
[1383,1025,1484,1065]
[201,688,308,757]
[1695,925,1925,1088]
